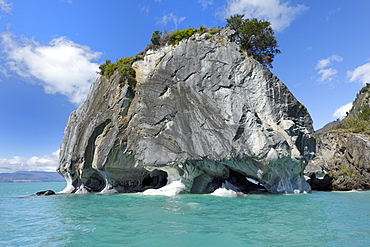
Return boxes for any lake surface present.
[1,182,370,246]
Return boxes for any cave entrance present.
[83,170,106,192]
[142,169,168,189]
[226,169,266,194]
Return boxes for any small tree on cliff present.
[150,30,162,46]
[226,15,281,68]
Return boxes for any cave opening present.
[84,171,106,192]
[71,171,82,189]
[189,169,267,194]
[142,169,168,189]
[225,169,267,194]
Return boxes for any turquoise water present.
[1,182,370,246]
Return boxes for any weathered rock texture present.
[58,31,316,194]
[346,84,370,120]
[306,84,370,191]
[307,132,370,191]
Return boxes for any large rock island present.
[57,30,316,194]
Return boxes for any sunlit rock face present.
[306,131,370,191]
[58,31,315,194]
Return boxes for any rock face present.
[58,31,316,194]
[307,131,370,191]
[306,83,370,191]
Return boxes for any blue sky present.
[0,0,369,173]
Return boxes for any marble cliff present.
[57,30,316,194]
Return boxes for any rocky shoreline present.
[306,131,370,191]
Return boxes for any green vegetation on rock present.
[99,16,282,87]
[225,15,281,68]
[169,28,198,44]
[334,108,370,133]
[333,83,370,133]
[147,26,222,50]
[99,55,141,90]
[150,30,162,46]
[337,165,355,177]
[98,26,223,87]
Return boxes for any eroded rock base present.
[63,165,268,194]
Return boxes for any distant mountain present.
[315,118,343,135]
[315,83,370,135]
[306,83,370,191]
[0,171,64,183]
[333,83,370,133]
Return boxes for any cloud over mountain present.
[347,62,370,85]
[333,102,353,119]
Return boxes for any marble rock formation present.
[58,31,315,194]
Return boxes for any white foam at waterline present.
[58,184,75,194]
[211,187,238,197]
[350,189,362,192]
[333,189,363,193]
[283,190,309,195]
[142,180,185,196]
[98,187,118,194]
[74,187,89,194]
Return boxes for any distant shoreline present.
[0,171,65,183]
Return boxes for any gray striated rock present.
[58,31,315,194]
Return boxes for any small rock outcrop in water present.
[58,30,315,194]
[35,190,56,196]
[306,84,370,191]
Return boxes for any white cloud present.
[347,62,370,85]
[222,0,308,32]
[157,13,186,29]
[0,150,59,173]
[1,32,102,105]
[317,68,338,83]
[0,65,10,80]
[0,0,12,14]
[315,55,343,70]
[315,55,343,83]
[333,102,353,119]
[139,5,150,16]
[198,0,213,9]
